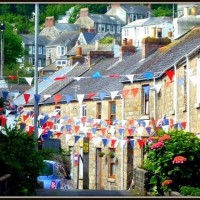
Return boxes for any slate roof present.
[66,43,114,56]
[81,32,97,44]
[121,4,150,15]
[89,14,125,25]
[90,32,111,44]
[14,27,200,106]
[123,17,172,28]
[46,31,79,47]
[54,23,80,32]
[122,27,200,82]
[21,34,51,45]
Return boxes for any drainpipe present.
[153,78,156,119]
[173,64,178,124]
[121,96,125,190]
[186,55,190,132]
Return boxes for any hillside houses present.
[12,26,200,190]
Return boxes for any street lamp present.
[0,21,5,79]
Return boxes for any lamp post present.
[34,4,39,149]
[0,21,5,79]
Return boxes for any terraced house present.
[13,27,200,191]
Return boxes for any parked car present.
[37,160,73,189]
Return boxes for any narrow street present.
[36,189,135,196]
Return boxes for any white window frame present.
[107,25,110,32]
[43,47,46,55]
[197,59,200,104]
[117,26,121,33]
[47,48,51,57]
[38,59,42,67]
[79,147,83,179]
[98,24,105,32]
[33,46,35,55]
[142,85,149,115]
[110,25,115,34]
[80,104,86,117]
[28,46,32,54]
[38,46,42,55]
[57,46,65,56]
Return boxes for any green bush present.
[144,130,200,196]
[0,125,51,195]
[179,186,200,196]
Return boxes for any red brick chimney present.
[80,8,89,17]
[70,46,84,66]
[45,16,55,28]
[119,38,135,60]
[111,4,120,8]
[142,37,171,59]
[88,27,96,33]
[88,51,114,68]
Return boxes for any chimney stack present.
[70,46,84,66]
[119,38,135,60]
[142,37,171,59]
[80,8,89,17]
[45,16,55,28]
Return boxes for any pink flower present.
[172,156,187,164]
[151,141,164,149]
[162,179,173,186]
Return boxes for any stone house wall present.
[21,50,200,190]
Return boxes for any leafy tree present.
[0,124,50,195]
[1,22,25,68]
[99,36,114,44]
[153,7,173,17]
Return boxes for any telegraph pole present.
[0,22,5,79]
[34,3,39,149]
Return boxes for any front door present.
[96,148,102,189]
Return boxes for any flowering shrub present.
[144,130,200,196]
[172,156,187,164]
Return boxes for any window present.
[117,26,121,33]
[142,85,149,115]
[47,48,51,57]
[110,25,115,34]
[109,148,116,178]
[29,57,35,65]
[39,46,42,55]
[98,24,105,32]
[109,101,116,124]
[62,61,66,65]
[144,26,149,35]
[96,102,102,119]
[57,46,65,56]
[43,47,46,55]
[38,59,42,67]
[107,25,110,32]
[80,104,86,117]
[33,46,35,54]
[130,14,137,22]
[28,46,32,54]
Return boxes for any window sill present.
[169,110,175,115]
[195,103,200,109]
[107,177,115,183]
[140,115,150,120]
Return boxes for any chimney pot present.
[45,16,55,28]
[77,46,82,56]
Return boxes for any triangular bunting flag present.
[143,71,153,80]
[2,91,9,101]
[74,135,81,144]
[126,75,134,83]
[99,92,107,101]
[65,95,72,104]
[25,77,33,86]
[165,70,174,82]
[130,139,135,149]
[110,91,119,100]
[77,94,84,104]
[54,94,62,104]
[74,125,80,133]
[34,94,41,105]
[92,71,102,78]
[28,125,34,136]
[131,88,139,97]
[138,139,144,149]
[102,138,108,147]
[101,127,107,135]
[23,93,31,104]
[122,89,130,98]
[44,95,51,100]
